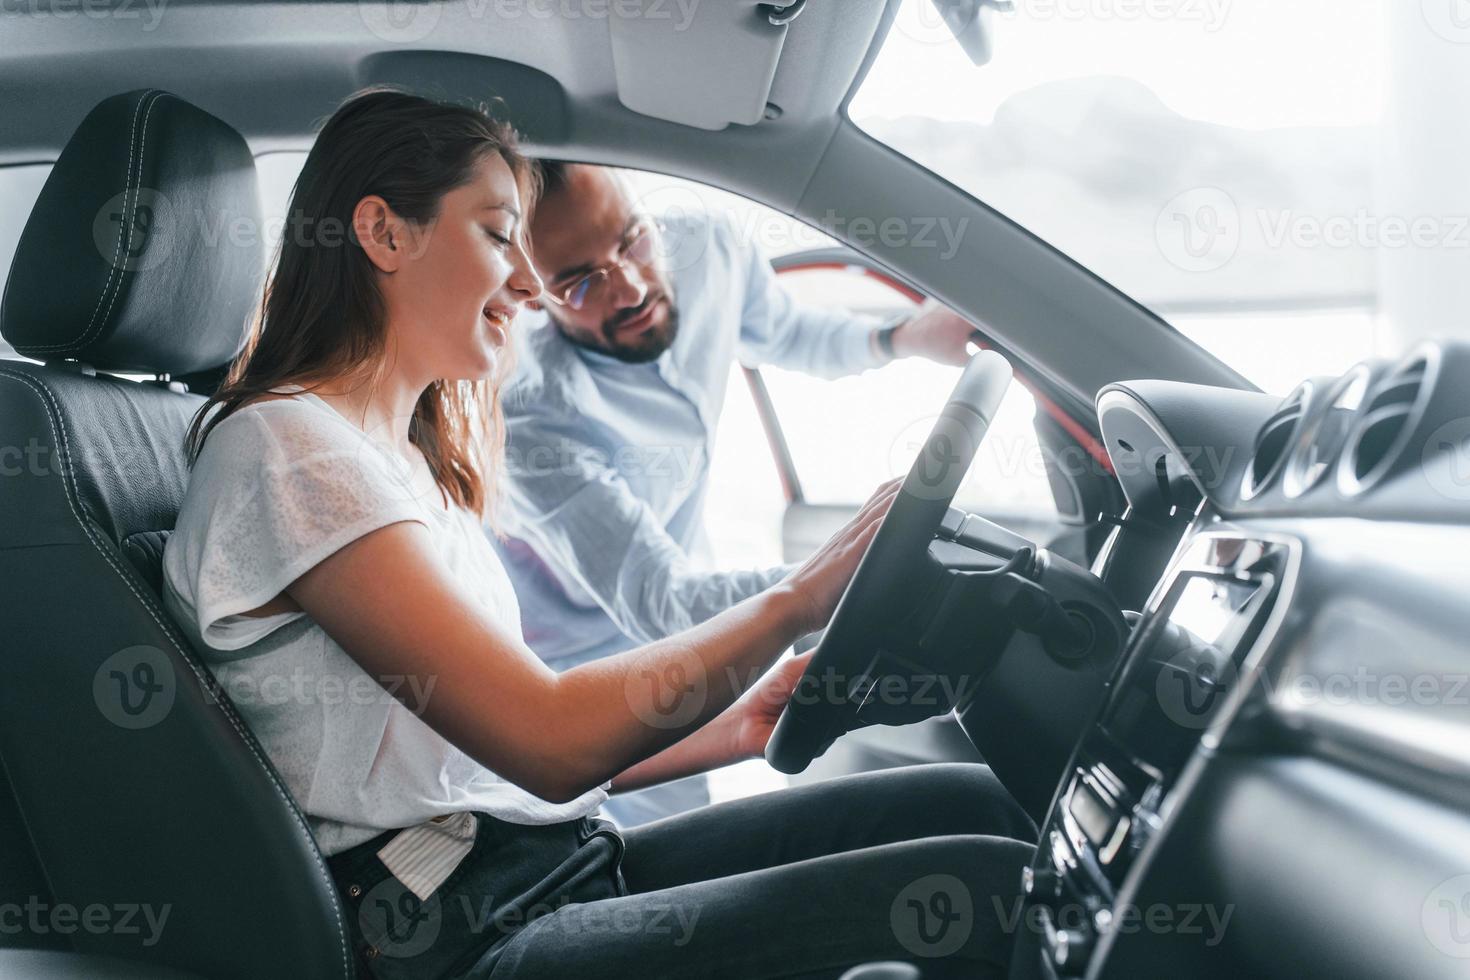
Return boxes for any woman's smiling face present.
[376,152,544,384]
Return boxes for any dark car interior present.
[3,1,1469,978]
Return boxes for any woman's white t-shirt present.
[162,388,608,857]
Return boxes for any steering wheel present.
[765,350,1014,774]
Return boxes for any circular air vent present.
[1240,381,1312,501]
[1283,363,1376,499]
[1337,347,1440,497]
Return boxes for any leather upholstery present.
[0,90,261,374]
[121,529,172,597]
[0,92,353,978]
[0,755,61,952]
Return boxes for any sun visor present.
[609,0,794,131]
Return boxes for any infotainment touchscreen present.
[1099,572,1274,776]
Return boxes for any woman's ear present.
[353,195,404,274]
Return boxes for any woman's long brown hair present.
[186,88,538,519]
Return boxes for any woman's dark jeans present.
[326,763,1036,980]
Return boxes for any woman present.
[163,89,1034,980]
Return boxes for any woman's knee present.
[884,764,1036,842]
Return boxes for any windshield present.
[848,0,1464,393]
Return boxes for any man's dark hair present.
[534,159,573,204]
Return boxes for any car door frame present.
[744,246,1125,564]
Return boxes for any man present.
[496,163,979,823]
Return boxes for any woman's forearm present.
[608,709,745,795]
[533,585,809,801]
[288,484,891,807]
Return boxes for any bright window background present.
[758,268,1053,516]
[850,0,1407,392]
[621,170,1056,578]
[0,164,51,361]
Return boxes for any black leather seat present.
[0,90,353,979]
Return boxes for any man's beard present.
[566,295,680,364]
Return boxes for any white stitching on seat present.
[0,368,351,980]
[23,89,165,354]
[87,91,170,353]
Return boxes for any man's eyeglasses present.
[542,218,663,311]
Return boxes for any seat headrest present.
[1,90,262,375]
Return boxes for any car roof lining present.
[0,0,1253,404]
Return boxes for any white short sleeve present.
[167,399,428,651]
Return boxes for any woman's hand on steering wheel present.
[725,651,815,760]
[777,478,902,636]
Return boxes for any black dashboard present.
[1008,339,1470,979]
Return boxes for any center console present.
[1018,532,1294,978]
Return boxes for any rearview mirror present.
[927,0,1013,66]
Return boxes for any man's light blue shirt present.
[496,212,886,666]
